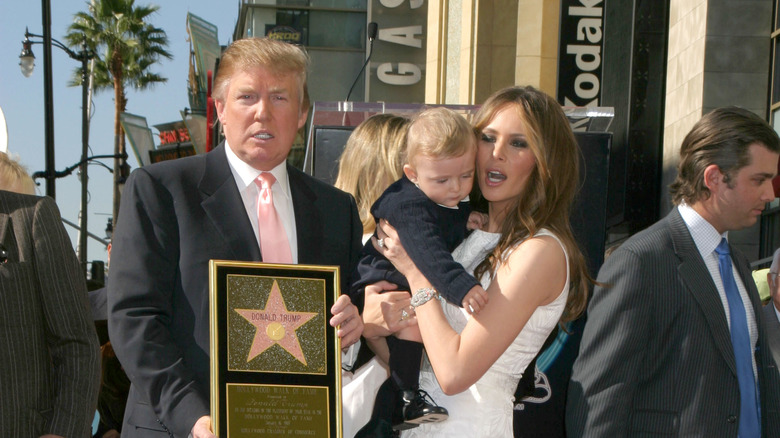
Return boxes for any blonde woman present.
[335,113,410,240]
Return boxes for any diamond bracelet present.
[410,287,442,308]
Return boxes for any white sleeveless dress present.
[402,228,569,438]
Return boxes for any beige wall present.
[662,0,708,204]
[515,0,560,97]
[426,0,559,104]
[425,0,447,103]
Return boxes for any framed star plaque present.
[209,260,343,437]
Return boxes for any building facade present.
[230,0,778,261]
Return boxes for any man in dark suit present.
[765,248,780,371]
[0,189,100,437]
[108,38,364,438]
[567,107,780,437]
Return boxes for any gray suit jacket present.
[0,191,100,437]
[763,303,780,375]
[567,208,780,437]
[108,144,363,437]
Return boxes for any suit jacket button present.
[727,415,737,423]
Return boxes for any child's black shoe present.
[392,389,448,430]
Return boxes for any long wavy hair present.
[472,86,590,322]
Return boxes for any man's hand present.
[191,415,215,438]
[40,435,65,438]
[330,294,363,349]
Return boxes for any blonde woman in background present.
[336,113,410,437]
[335,113,410,241]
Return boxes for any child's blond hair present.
[405,107,475,166]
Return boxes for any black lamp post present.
[19,28,93,274]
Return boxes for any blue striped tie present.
[715,238,760,437]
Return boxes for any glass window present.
[309,0,366,9]
[309,10,366,48]
[244,0,366,10]
[242,5,366,49]
[245,8,309,45]
[308,49,366,101]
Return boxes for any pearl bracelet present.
[410,287,442,308]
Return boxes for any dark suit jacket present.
[108,144,362,437]
[763,303,780,376]
[0,191,100,437]
[566,208,780,437]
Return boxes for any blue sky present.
[0,1,239,269]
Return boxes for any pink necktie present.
[255,173,292,263]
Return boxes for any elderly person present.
[0,152,100,437]
[765,248,780,372]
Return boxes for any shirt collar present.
[224,141,291,199]
[677,203,727,255]
[437,195,469,210]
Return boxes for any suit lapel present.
[199,144,261,262]
[0,213,8,245]
[0,193,10,244]
[668,209,738,375]
[0,211,9,264]
[288,165,322,264]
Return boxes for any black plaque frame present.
[209,260,342,437]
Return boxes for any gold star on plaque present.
[235,280,317,366]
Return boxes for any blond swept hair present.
[213,37,310,109]
[0,153,36,195]
[335,114,410,234]
[406,107,476,167]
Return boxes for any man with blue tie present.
[567,106,780,437]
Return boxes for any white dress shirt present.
[678,203,758,378]
[224,142,298,263]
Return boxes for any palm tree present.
[65,0,172,225]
